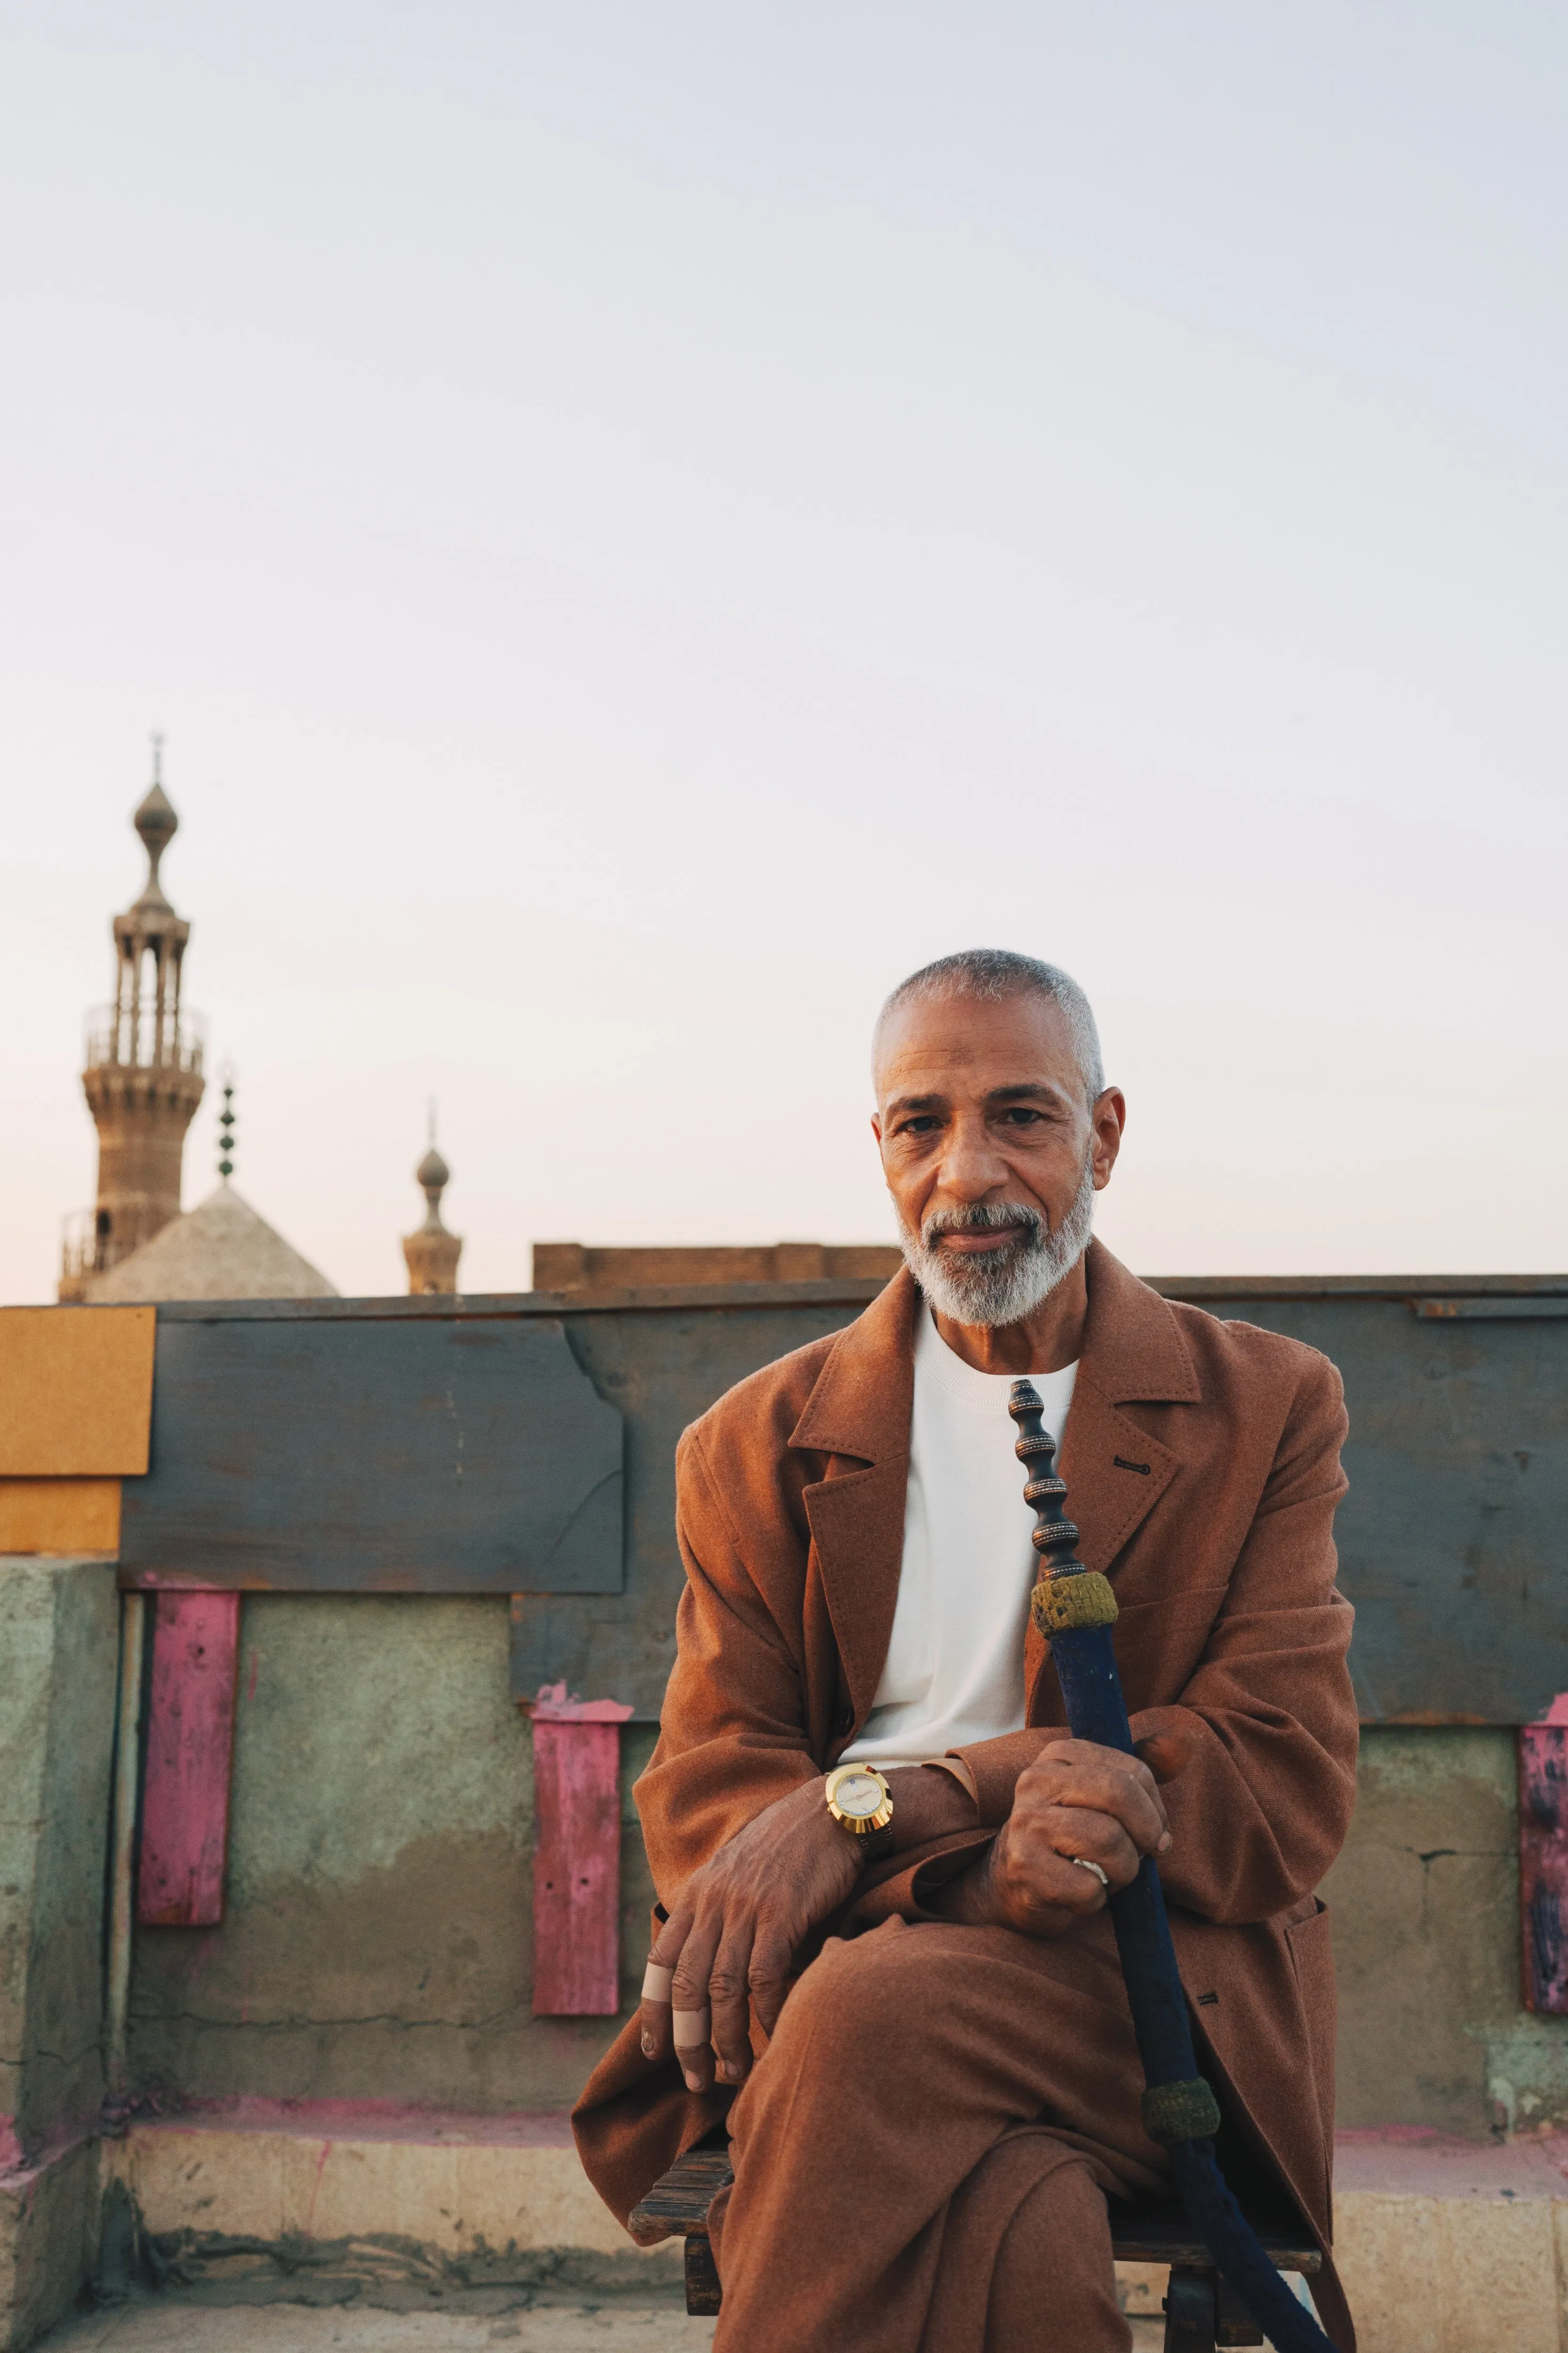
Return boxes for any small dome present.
[416,1146,450,1190]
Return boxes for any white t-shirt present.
[839,1307,1078,1770]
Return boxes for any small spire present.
[217,1066,237,1180]
[403,1109,462,1294]
[416,1099,450,1202]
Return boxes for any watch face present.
[833,1771,886,1821]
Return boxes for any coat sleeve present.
[948,1354,1359,1926]
[631,1424,822,1907]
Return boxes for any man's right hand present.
[638,1763,979,2094]
[638,1778,864,2096]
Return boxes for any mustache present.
[921,1202,1046,1249]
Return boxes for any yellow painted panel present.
[0,1478,121,1554]
[0,1305,156,1475]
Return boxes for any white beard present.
[898,1155,1096,1329]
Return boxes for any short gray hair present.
[875,948,1106,1105]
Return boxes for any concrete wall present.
[0,1557,120,2350]
[1328,1726,1568,2137]
[0,1558,119,2156]
[123,1595,1568,2141]
[128,1595,659,2112]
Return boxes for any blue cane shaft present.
[1048,1623,1204,2097]
[1007,1379,1339,2352]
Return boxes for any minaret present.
[401,1116,462,1295]
[59,745,206,1299]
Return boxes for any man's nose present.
[932,1120,1013,1201]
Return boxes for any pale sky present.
[4,2,1565,1303]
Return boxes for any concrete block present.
[1326,1727,1526,2136]
[1335,2188,1559,2353]
[0,2136,98,2352]
[110,2113,677,2275]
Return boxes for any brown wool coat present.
[574,1242,1360,2345]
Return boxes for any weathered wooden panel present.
[0,1477,121,1554]
[138,1590,242,1927]
[120,1316,623,1594]
[1519,1722,1568,2013]
[0,1304,156,1474]
[530,1694,629,2016]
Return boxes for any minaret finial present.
[217,1065,237,1180]
[403,1118,462,1295]
[132,743,179,912]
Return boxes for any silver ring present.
[1070,1857,1110,1889]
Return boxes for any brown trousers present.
[707,1913,1171,2353]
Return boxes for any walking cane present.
[1008,1380,1340,2353]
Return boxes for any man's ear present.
[1091,1087,1126,1190]
[870,1112,883,1146]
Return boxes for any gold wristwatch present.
[824,1764,895,1863]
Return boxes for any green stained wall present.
[125,1598,1568,2140]
[1325,1725,1568,2136]
[128,1595,658,2112]
[0,1557,119,2154]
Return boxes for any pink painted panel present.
[1519,1723,1568,2013]
[137,1590,242,1928]
[531,1718,623,2016]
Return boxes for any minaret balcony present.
[84,1000,206,1076]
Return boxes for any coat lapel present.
[1064,1241,1198,1537]
[785,1247,1203,1731]
[1029,1243,1200,1715]
[791,1269,918,1727]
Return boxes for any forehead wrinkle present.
[879,1073,1079,1117]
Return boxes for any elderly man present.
[575,949,1357,2352]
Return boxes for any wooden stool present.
[629,2144,1322,2350]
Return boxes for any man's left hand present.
[933,1735,1183,1935]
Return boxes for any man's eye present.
[999,1108,1044,1126]
[899,1116,941,1135]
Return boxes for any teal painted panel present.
[119,1316,624,1594]
[117,1282,1568,1721]
[1195,1297,1568,1726]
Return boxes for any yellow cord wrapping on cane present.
[1141,2079,1223,2146]
[1030,1570,1119,1637]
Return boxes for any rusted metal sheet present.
[1188,1291,1568,1725]
[1519,1715,1568,2013]
[529,1686,634,2016]
[119,1314,624,1594]
[508,1294,870,1714]
[138,1590,242,1927]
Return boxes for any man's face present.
[871,990,1124,1296]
